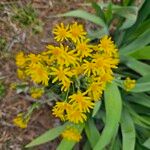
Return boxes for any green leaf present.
[137,74,150,83]
[132,82,150,93]
[85,119,100,148]
[94,82,122,150]
[131,74,150,92]
[129,46,150,60]
[127,20,150,42]
[125,102,150,126]
[57,139,75,150]
[143,138,150,149]
[111,135,122,150]
[113,6,138,30]
[83,141,92,150]
[109,124,119,150]
[25,124,67,148]
[120,28,150,55]
[121,108,136,150]
[121,56,150,76]
[56,9,108,34]
[104,2,113,24]
[91,2,105,22]
[92,101,102,117]
[129,93,150,108]
[57,124,84,150]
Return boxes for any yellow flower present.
[16,51,26,67]
[92,53,119,75]
[72,65,84,76]
[76,39,92,59]
[63,48,78,67]
[30,87,44,99]
[50,66,72,85]
[82,60,97,77]
[67,107,87,124]
[69,91,94,112]
[52,102,72,121]
[86,82,104,101]
[13,113,30,128]
[98,35,117,56]
[100,73,114,83]
[17,69,26,80]
[46,44,66,65]
[53,23,70,42]
[26,63,49,86]
[27,53,41,65]
[69,22,86,43]
[62,127,82,142]
[123,77,136,91]
[60,80,72,92]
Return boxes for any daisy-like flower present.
[63,51,78,67]
[26,63,49,86]
[86,81,105,101]
[46,44,76,66]
[69,91,94,113]
[71,65,84,76]
[123,77,136,91]
[92,53,119,75]
[98,35,117,56]
[67,107,87,123]
[50,66,72,85]
[16,51,26,67]
[27,53,41,65]
[76,38,93,60]
[82,60,97,77]
[60,79,72,92]
[52,101,72,121]
[13,113,30,128]
[69,22,86,43]
[30,87,44,99]
[53,23,70,42]
[46,44,64,63]
[62,127,82,142]
[100,73,114,83]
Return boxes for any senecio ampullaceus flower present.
[14,22,119,141]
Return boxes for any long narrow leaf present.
[85,119,100,148]
[26,124,67,148]
[120,28,150,55]
[94,82,122,150]
[143,138,150,149]
[129,46,150,60]
[121,56,150,76]
[121,108,136,150]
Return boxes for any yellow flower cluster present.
[62,127,82,142]
[123,77,136,91]
[15,22,119,124]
